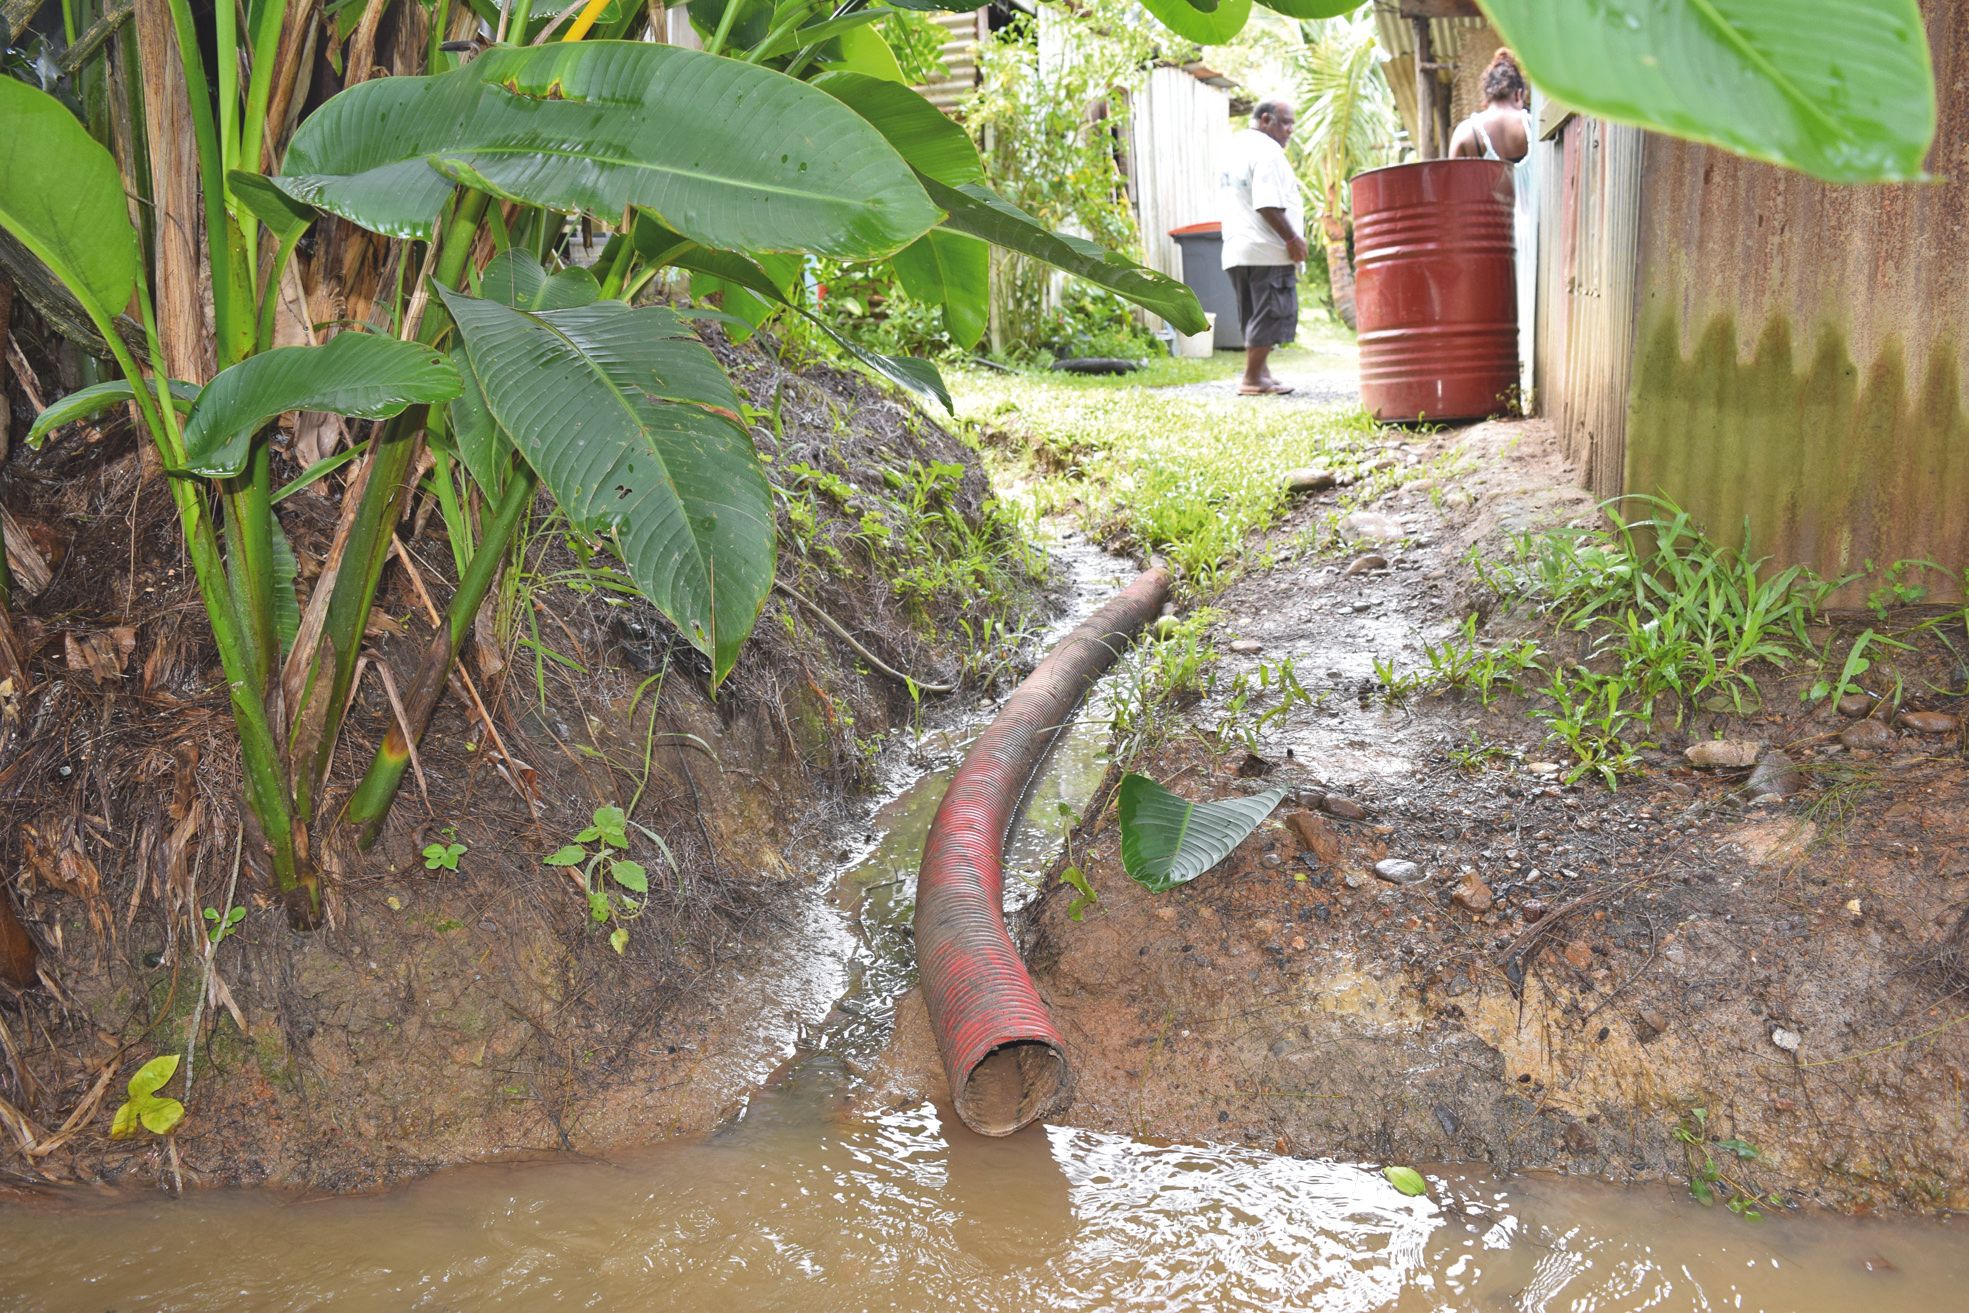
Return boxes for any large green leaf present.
[437,286,775,685]
[1256,0,1362,18]
[1117,774,1286,893]
[0,79,140,328]
[1477,0,1934,183]
[924,178,1208,335]
[447,252,604,496]
[181,334,462,478]
[28,379,200,448]
[890,230,988,350]
[276,42,941,258]
[1139,0,1251,45]
[811,72,987,187]
[639,227,953,409]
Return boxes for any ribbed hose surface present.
[915,567,1172,1135]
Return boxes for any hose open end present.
[954,1038,1071,1137]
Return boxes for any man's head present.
[1253,100,1295,146]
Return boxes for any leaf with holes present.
[439,285,774,687]
[1117,774,1286,893]
[1477,0,1934,182]
[181,334,460,478]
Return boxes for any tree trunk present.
[1322,215,1357,331]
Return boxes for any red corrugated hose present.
[915,567,1172,1136]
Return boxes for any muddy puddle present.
[3,532,1966,1311]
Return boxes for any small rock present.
[1287,810,1343,864]
[1898,710,1959,735]
[1373,858,1425,884]
[1344,554,1389,577]
[1771,1027,1802,1054]
[1289,935,1306,951]
[1563,940,1594,971]
[1838,719,1895,751]
[1845,898,1863,917]
[1837,692,1875,717]
[1520,898,1548,924]
[1744,748,1805,799]
[1285,468,1336,493]
[1341,872,1363,889]
[1229,638,1265,655]
[1633,1010,1669,1042]
[1451,872,1494,914]
[1526,761,1561,777]
[1432,1103,1462,1136]
[1322,795,1367,821]
[1685,739,1764,769]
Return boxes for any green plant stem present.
[288,188,491,819]
[162,0,249,366]
[97,287,313,920]
[344,462,538,845]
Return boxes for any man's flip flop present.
[1237,383,1296,395]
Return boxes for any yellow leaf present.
[139,1097,185,1136]
[110,1100,140,1140]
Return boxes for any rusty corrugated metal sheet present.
[1371,7,1499,149]
[918,9,986,113]
[1533,114,1642,499]
[1621,0,1967,598]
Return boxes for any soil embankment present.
[0,327,1049,1192]
[884,418,1969,1214]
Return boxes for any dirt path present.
[883,414,1969,1215]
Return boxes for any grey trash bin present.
[1169,222,1244,350]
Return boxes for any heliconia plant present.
[3,1,1206,924]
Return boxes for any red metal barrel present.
[1350,159,1517,423]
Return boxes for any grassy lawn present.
[951,317,1396,589]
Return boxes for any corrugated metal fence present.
[1534,114,1642,500]
[1130,65,1234,324]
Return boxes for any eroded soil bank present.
[883,417,1969,1215]
[0,328,1051,1192]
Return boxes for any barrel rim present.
[1349,157,1512,186]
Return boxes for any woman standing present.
[1450,49,1537,406]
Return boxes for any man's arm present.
[1258,206,1309,264]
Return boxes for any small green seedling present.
[109,1054,185,1139]
[423,842,467,871]
[544,805,670,954]
[1058,865,1098,921]
[202,904,245,945]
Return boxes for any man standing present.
[1220,100,1306,395]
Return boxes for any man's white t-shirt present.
[1219,128,1303,269]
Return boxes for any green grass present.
[951,330,1391,589]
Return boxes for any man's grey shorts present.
[1228,264,1298,348]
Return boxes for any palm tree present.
[1288,12,1399,329]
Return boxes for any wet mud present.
[883,418,1969,1215]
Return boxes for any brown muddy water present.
[3,538,1965,1311]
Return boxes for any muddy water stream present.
[3,538,1965,1311]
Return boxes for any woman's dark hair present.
[1481,48,1527,104]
